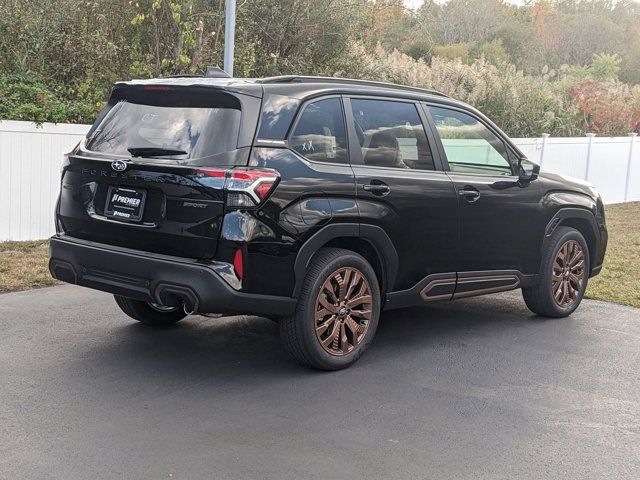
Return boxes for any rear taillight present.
[198,168,227,178]
[194,168,227,190]
[226,168,279,207]
[195,167,279,207]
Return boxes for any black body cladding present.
[50,75,608,315]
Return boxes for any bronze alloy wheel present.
[314,267,373,356]
[551,239,586,308]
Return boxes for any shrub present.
[477,39,510,66]
[568,81,640,135]
[0,75,100,124]
[432,44,471,64]
[332,43,639,137]
[569,53,622,82]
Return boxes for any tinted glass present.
[257,94,301,139]
[87,89,241,162]
[289,98,348,164]
[350,99,434,170]
[428,106,513,176]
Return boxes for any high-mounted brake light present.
[194,167,279,207]
[143,85,173,91]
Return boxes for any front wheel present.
[114,295,187,326]
[522,226,590,317]
[280,248,381,370]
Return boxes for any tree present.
[432,44,471,63]
[478,39,510,66]
[236,0,368,76]
[570,53,621,82]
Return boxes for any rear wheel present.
[522,226,590,317]
[114,295,187,326]
[280,248,381,370]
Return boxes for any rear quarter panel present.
[222,147,357,297]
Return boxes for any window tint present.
[258,94,300,139]
[428,106,513,176]
[289,98,348,164]
[87,89,241,162]
[350,99,434,170]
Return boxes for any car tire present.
[522,226,590,317]
[279,247,381,370]
[114,295,187,326]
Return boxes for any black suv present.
[49,74,607,370]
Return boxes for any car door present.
[344,96,459,294]
[424,103,542,279]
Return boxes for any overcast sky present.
[403,0,528,6]
[403,0,639,7]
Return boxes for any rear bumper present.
[49,235,296,316]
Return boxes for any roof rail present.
[257,75,448,98]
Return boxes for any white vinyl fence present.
[513,133,640,205]
[1,121,88,241]
[1,120,639,241]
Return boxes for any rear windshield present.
[86,87,241,161]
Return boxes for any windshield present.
[86,88,242,161]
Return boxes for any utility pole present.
[224,0,236,77]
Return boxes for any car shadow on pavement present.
[64,292,545,391]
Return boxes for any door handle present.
[458,187,480,202]
[363,181,390,196]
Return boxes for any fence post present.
[584,133,596,181]
[624,133,637,202]
[539,133,549,168]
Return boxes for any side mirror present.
[518,158,540,183]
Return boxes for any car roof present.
[115,75,463,105]
[114,74,523,157]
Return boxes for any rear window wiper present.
[127,147,187,158]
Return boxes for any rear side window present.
[86,87,241,162]
[350,99,435,170]
[289,98,348,164]
[257,94,300,140]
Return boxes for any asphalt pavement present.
[1,285,638,479]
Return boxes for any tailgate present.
[58,157,227,259]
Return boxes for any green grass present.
[585,202,640,308]
[1,203,639,307]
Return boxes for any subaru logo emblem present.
[111,160,127,172]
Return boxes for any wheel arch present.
[293,223,398,298]
[544,208,599,275]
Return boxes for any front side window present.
[428,106,513,176]
[289,98,348,164]
[350,99,434,170]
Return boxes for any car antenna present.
[205,66,231,78]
